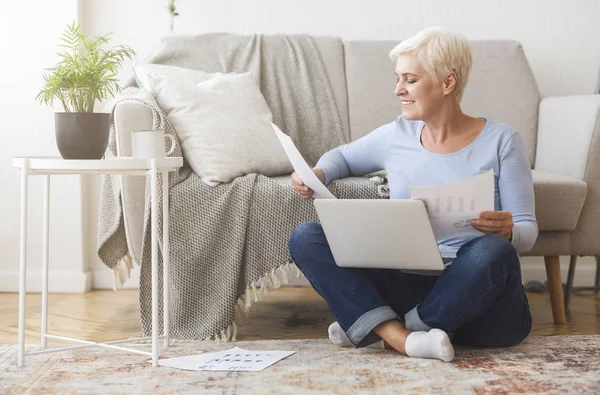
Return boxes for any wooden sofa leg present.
[544,256,566,324]
[594,256,600,293]
[564,255,577,308]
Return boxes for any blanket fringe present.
[114,259,302,341]
[369,174,390,198]
[112,252,136,291]
[207,262,303,342]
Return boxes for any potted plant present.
[36,22,135,159]
[167,0,180,33]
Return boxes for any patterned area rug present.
[2,336,599,394]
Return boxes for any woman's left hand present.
[471,210,513,241]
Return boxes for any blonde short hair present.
[389,27,472,103]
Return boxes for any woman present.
[288,27,538,363]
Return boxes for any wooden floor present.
[1,287,599,344]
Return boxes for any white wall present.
[0,0,93,293]
[83,0,600,97]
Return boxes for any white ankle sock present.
[404,328,455,362]
[328,322,386,349]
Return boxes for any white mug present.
[131,130,175,159]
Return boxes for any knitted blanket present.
[97,34,386,340]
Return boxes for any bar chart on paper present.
[410,170,495,239]
[426,196,477,215]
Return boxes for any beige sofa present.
[113,37,600,324]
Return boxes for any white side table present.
[12,156,183,368]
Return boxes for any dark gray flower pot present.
[54,112,110,160]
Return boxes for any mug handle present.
[164,134,176,156]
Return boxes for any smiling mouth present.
[402,100,415,105]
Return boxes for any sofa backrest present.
[343,40,541,167]
[312,36,352,142]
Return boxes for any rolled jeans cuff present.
[404,305,432,332]
[346,306,398,348]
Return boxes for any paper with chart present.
[272,122,337,199]
[157,346,295,372]
[410,170,495,240]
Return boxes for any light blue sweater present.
[315,117,539,259]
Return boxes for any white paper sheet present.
[157,346,295,372]
[272,122,337,199]
[410,170,495,240]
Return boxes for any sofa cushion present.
[532,170,587,231]
[462,41,540,168]
[344,40,540,167]
[134,62,294,186]
[312,36,351,141]
[521,231,572,257]
[344,41,399,143]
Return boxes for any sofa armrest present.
[535,95,600,255]
[535,95,600,179]
[113,101,154,264]
[114,100,154,156]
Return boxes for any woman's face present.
[394,53,446,121]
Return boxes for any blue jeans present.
[288,222,532,348]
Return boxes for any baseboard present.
[92,265,140,289]
[520,256,598,287]
[0,270,92,293]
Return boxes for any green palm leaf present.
[36,22,135,113]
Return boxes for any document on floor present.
[272,122,337,199]
[410,170,495,240]
[157,347,295,372]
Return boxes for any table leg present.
[18,160,29,367]
[151,159,159,367]
[162,171,170,348]
[41,175,50,347]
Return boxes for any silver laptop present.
[313,199,445,270]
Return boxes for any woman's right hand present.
[292,169,325,199]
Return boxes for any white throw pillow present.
[133,62,293,186]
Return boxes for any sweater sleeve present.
[315,122,394,185]
[498,132,539,252]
